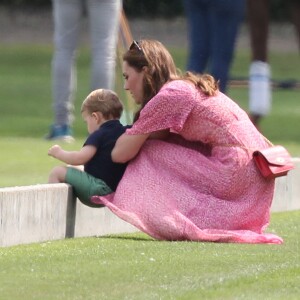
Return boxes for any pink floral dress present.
[92,80,283,244]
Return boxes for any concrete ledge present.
[1,159,299,247]
[0,184,137,248]
[74,200,137,238]
[272,158,300,212]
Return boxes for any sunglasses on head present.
[129,40,143,52]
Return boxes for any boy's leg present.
[65,167,112,207]
[48,166,68,183]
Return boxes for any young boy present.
[48,89,129,207]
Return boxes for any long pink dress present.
[92,80,283,244]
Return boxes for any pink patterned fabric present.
[92,80,283,244]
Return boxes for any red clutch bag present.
[253,145,295,179]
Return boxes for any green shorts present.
[66,167,113,207]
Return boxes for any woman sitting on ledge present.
[92,39,282,244]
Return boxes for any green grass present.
[0,210,299,299]
[1,45,299,139]
[0,137,85,187]
[0,44,299,299]
[0,45,299,187]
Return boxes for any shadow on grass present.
[98,233,155,242]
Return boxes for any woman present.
[92,40,282,244]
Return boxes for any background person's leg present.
[289,0,300,50]
[247,0,271,129]
[183,0,210,73]
[87,0,121,91]
[48,0,82,140]
[210,0,246,93]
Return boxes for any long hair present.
[123,40,219,121]
[182,71,219,96]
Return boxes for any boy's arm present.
[48,144,97,165]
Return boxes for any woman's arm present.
[48,145,97,165]
[111,132,150,163]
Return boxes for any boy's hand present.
[48,144,62,159]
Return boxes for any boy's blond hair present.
[81,89,123,119]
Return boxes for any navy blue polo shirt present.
[83,119,129,191]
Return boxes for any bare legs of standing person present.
[247,0,271,129]
[248,0,300,129]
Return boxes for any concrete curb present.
[0,184,137,247]
[1,159,299,247]
[272,158,300,212]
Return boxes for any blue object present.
[45,124,74,142]
[183,0,246,93]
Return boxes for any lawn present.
[0,45,299,187]
[0,44,299,299]
[0,210,299,299]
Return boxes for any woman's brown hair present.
[123,40,218,121]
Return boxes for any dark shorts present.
[66,167,112,207]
